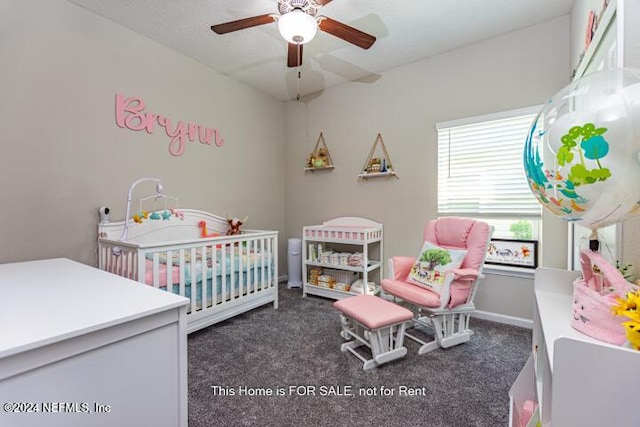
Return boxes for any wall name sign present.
[115,94,224,156]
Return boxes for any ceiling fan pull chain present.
[296,43,302,100]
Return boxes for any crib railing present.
[98,231,278,316]
[98,242,140,281]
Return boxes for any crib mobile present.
[102,178,249,247]
[102,178,182,254]
[133,192,181,224]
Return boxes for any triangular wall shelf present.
[305,132,335,171]
[358,133,399,179]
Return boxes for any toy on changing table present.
[350,279,376,295]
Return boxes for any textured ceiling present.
[67,0,575,101]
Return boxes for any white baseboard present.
[280,278,532,328]
[472,310,533,329]
[379,292,532,328]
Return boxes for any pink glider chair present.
[381,217,492,354]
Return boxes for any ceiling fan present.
[210,0,376,68]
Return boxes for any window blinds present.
[437,108,541,219]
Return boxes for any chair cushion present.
[381,278,473,309]
[406,242,467,294]
[381,278,441,307]
[424,217,491,271]
[333,295,413,329]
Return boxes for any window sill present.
[483,265,535,279]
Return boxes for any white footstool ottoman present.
[333,295,413,370]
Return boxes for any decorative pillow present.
[407,242,467,294]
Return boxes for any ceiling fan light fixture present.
[277,9,317,44]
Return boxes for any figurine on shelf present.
[316,148,329,164]
[308,147,330,168]
[366,157,382,173]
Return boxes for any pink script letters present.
[115,94,224,156]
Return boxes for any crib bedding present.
[153,269,268,307]
[143,248,273,311]
[143,248,272,287]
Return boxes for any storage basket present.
[323,268,359,286]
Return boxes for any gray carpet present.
[188,286,531,427]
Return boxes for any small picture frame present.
[486,239,538,269]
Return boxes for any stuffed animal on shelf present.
[227,216,248,236]
[307,148,330,168]
[198,220,221,239]
[306,152,320,168]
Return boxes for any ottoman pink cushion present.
[334,295,413,329]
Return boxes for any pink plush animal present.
[198,220,220,238]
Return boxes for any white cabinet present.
[302,217,383,300]
[569,0,640,270]
[509,267,640,427]
[0,258,189,427]
[572,0,640,79]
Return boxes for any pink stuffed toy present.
[571,249,636,345]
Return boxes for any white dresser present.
[509,268,640,427]
[0,258,189,427]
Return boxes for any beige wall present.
[0,0,286,267]
[284,16,571,321]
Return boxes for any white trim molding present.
[472,310,533,329]
[484,265,535,280]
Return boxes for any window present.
[436,106,541,241]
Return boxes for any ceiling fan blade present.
[314,0,334,5]
[317,16,376,49]
[211,14,276,34]
[287,43,303,67]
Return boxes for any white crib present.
[98,209,278,334]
